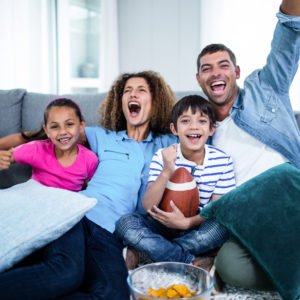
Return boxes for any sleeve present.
[13,141,38,166]
[148,148,164,183]
[86,151,99,181]
[259,12,300,96]
[213,155,236,195]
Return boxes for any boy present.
[116,95,236,268]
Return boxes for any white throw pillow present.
[0,179,97,271]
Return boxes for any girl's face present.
[43,106,85,153]
[121,77,152,129]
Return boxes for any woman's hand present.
[0,149,14,170]
[148,201,190,230]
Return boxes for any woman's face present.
[122,77,152,128]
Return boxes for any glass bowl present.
[127,262,214,300]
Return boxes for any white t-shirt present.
[213,116,287,186]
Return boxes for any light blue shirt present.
[222,12,300,168]
[81,126,177,232]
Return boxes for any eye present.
[220,63,230,69]
[180,118,189,124]
[201,66,211,73]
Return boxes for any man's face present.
[196,50,240,108]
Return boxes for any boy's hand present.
[148,201,190,230]
[0,149,14,170]
[161,145,177,175]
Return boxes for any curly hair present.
[99,71,176,135]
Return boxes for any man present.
[196,0,300,290]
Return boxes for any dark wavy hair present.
[99,71,176,135]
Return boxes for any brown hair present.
[100,71,176,135]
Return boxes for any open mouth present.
[57,137,71,145]
[187,134,201,142]
[210,80,226,92]
[128,102,141,116]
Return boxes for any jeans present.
[0,221,85,300]
[115,213,229,263]
[63,218,130,300]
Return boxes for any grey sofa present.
[0,89,205,189]
[1,88,300,189]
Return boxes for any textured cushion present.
[0,179,97,272]
[200,163,300,300]
[0,89,26,136]
[22,92,106,131]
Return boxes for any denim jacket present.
[230,12,300,168]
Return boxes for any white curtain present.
[0,0,53,92]
[99,0,119,91]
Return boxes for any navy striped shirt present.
[148,144,236,208]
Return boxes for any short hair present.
[100,71,176,135]
[171,95,216,130]
[197,43,237,72]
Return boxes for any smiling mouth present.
[58,137,71,144]
[210,81,226,92]
[187,134,201,141]
[128,102,141,115]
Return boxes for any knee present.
[215,240,275,291]
[115,213,143,244]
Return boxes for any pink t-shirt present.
[13,139,99,191]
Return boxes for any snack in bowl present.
[127,262,214,300]
[160,167,199,217]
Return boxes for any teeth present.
[128,101,140,108]
[211,81,225,87]
[187,134,201,138]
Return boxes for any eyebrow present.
[200,59,231,69]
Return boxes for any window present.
[56,0,102,94]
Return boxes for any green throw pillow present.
[201,163,300,300]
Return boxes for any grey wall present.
[118,0,201,92]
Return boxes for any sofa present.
[0,88,205,189]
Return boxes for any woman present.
[0,71,178,299]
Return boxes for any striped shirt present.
[148,144,236,209]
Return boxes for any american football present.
[160,167,199,217]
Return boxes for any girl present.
[0,98,98,191]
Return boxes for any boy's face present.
[170,108,214,154]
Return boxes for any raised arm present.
[0,133,27,150]
[281,0,300,16]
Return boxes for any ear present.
[196,72,201,86]
[170,123,177,135]
[79,121,86,135]
[235,65,241,79]
[43,125,50,138]
[209,125,216,137]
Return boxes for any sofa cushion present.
[22,92,106,131]
[0,179,97,272]
[200,163,300,300]
[0,89,26,136]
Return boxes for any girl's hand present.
[0,149,14,170]
[148,201,190,230]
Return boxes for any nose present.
[58,126,67,135]
[129,89,137,98]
